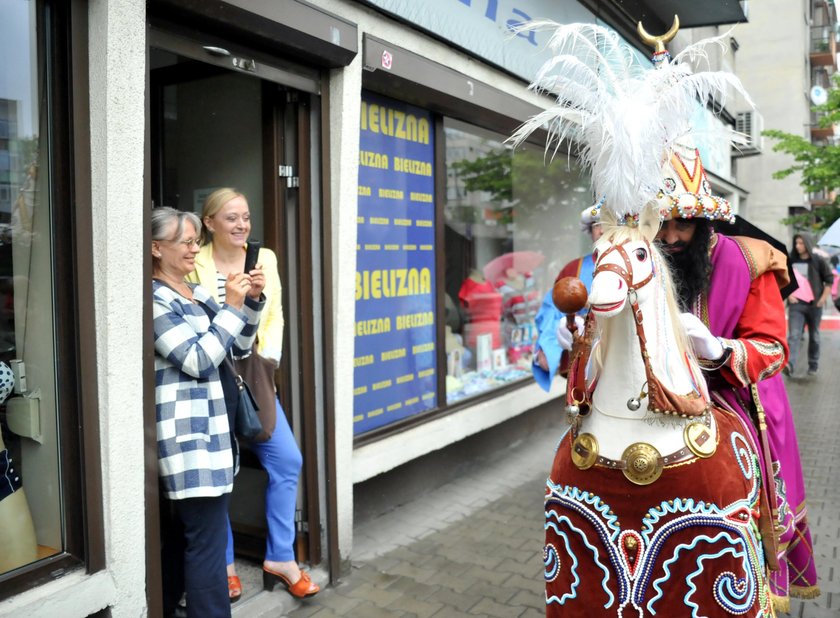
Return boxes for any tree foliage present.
[763,75,840,232]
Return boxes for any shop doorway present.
[147,26,324,607]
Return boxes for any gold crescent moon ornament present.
[637,15,680,53]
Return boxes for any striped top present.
[153,280,264,499]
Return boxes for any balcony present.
[811,109,836,140]
[809,189,834,207]
[810,26,837,69]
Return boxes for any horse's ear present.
[638,205,660,242]
[600,208,617,228]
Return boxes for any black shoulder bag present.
[195,299,264,441]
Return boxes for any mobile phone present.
[244,241,261,273]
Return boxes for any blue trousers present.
[161,493,231,618]
[227,399,302,564]
[788,302,823,371]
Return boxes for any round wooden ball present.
[553,277,588,314]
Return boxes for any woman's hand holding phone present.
[243,241,264,298]
[224,273,249,309]
[248,266,265,299]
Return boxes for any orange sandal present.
[228,575,242,602]
[262,567,320,598]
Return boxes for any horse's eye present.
[634,248,648,261]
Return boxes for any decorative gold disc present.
[684,422,716,458]
[571,433,599,470]
[621,442,663,485]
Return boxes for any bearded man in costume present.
[656,200,820,610]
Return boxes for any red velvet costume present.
[545,407,773,617]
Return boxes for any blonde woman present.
[188,188,319,601]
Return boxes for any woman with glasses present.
[189,188,319,601]
[151,207,264,618]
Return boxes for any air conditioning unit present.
[734,111,764,156]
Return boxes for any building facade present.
[0,1,746,615]
[734,0,838,241]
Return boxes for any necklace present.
[211,244,246,275]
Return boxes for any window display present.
[443,119,590,403]
[0,0,63,576]
[352,101,593,434]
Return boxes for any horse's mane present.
[591,225,709,400]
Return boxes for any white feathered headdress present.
[508,21,752,223]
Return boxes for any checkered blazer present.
[153,280,264,500]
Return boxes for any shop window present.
[353,93,591,436]
[1,0,93,591]
[443,118,590,403]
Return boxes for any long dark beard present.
[659,221,713,311]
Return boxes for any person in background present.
[532,205,601,390]
[152,207,264,618]
[189,188,319,600]
[785,232,833,377]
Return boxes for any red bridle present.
[592,239,655,295]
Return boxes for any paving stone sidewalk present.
[273,331,839,617]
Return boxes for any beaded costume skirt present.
[544,407,774,617]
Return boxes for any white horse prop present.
[544,209,774,617]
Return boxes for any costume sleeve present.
[534,255,583,391]
[717,271,788,387]
[533,289,563,391]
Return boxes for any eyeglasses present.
[166,238,201,248]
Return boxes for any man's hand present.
[556,315,585,351]
[679,313,724,360]
[789,296,799,304]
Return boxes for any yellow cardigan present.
[187,243,284,365]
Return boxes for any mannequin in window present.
[0,361,37,572]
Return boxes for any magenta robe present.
[705,234,819,605]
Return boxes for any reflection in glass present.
[443,118,590,403]
[0,0,63,575]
